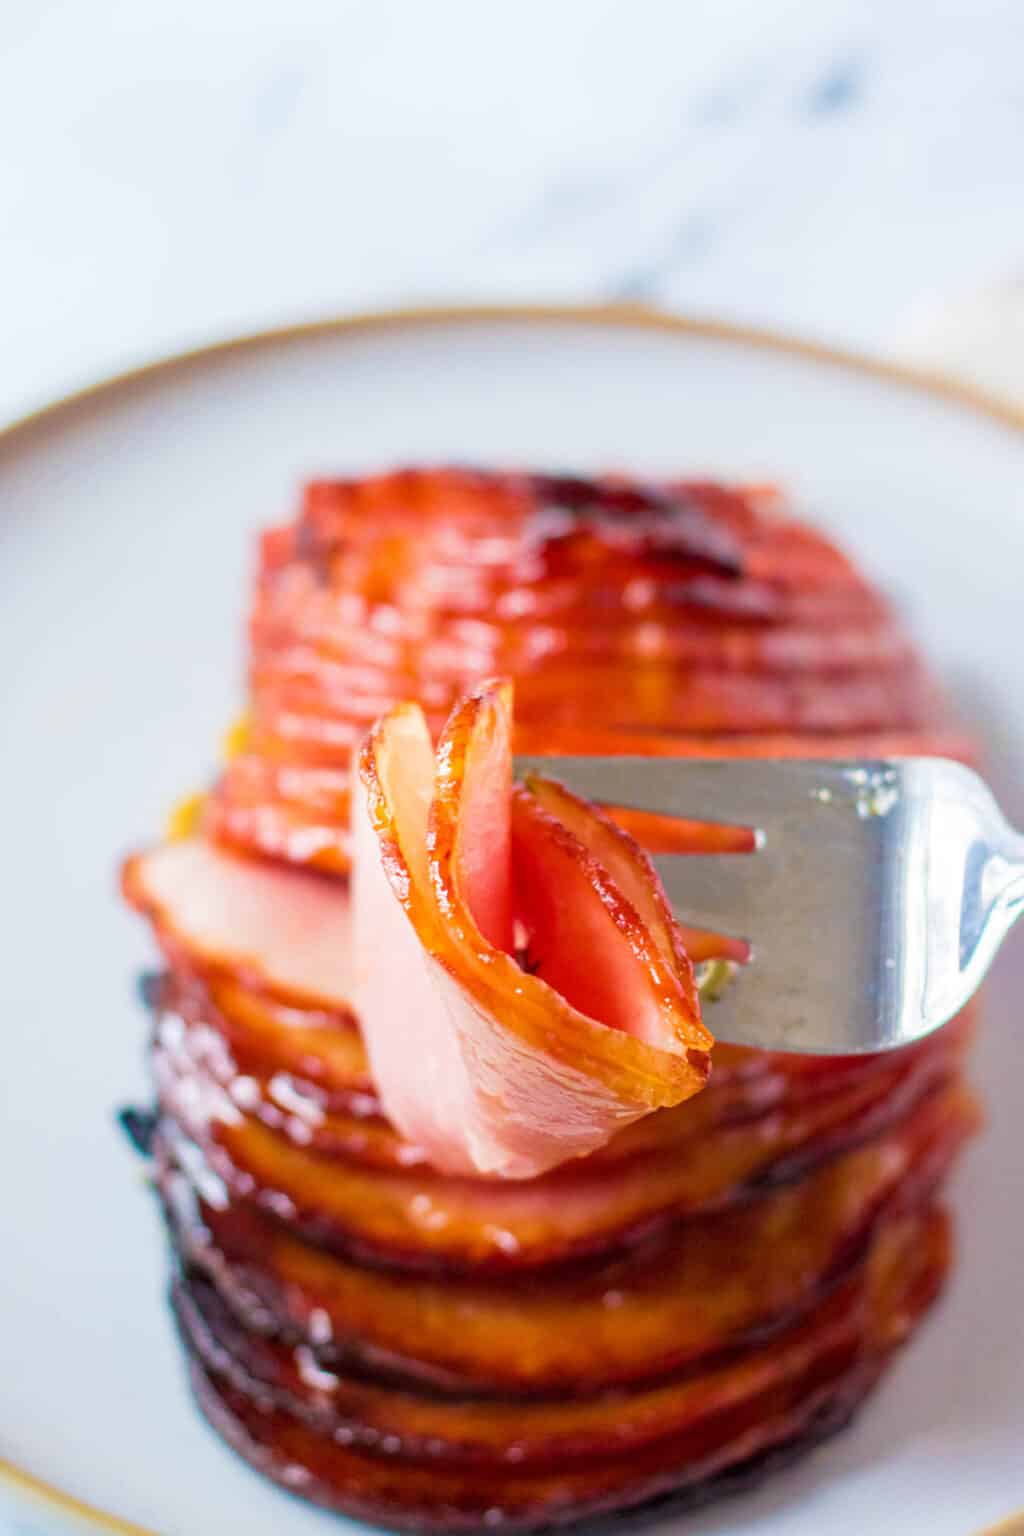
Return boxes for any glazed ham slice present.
[353,680,712,1179]
[122,839,353,1010]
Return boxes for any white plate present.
[1,308,1022,1536]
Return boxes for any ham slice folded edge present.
[352,680,712,1178]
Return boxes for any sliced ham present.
[124,468,980,1534]
[352,680,712,1180]
[122,840,353,1010]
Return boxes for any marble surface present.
[2,0,1023,427]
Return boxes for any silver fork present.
[513,756,1024,1054]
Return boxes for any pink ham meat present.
[352,679,712,1179]
[122,839,353,1011]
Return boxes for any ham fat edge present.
[352,680,713,1179]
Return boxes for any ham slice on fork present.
[353,680,712,1179]
[125,678,714,1182]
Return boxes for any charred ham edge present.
[353,679,712,1181]
[526,473,746,578]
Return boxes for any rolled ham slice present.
[352,680,712,1180]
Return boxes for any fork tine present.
[651,855,757,940]
[513,756,898,826]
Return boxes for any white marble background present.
[1,4,1022,1532]
[2,0,1024,429]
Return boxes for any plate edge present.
[0,1457,156,1535]
[1,302,1021,452]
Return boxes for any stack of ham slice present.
[204,470,967,875]
[124,469,979,1531]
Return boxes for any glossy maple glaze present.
[125,468,980,1529]
[157,1081,973,1397]
[182,1205,951,1531]
[203,470,957,875]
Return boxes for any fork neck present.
[997,850,1024,919]
[949,818,1024,1022]
[982,831,1024,940]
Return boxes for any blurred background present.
[3,0,1023,425]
